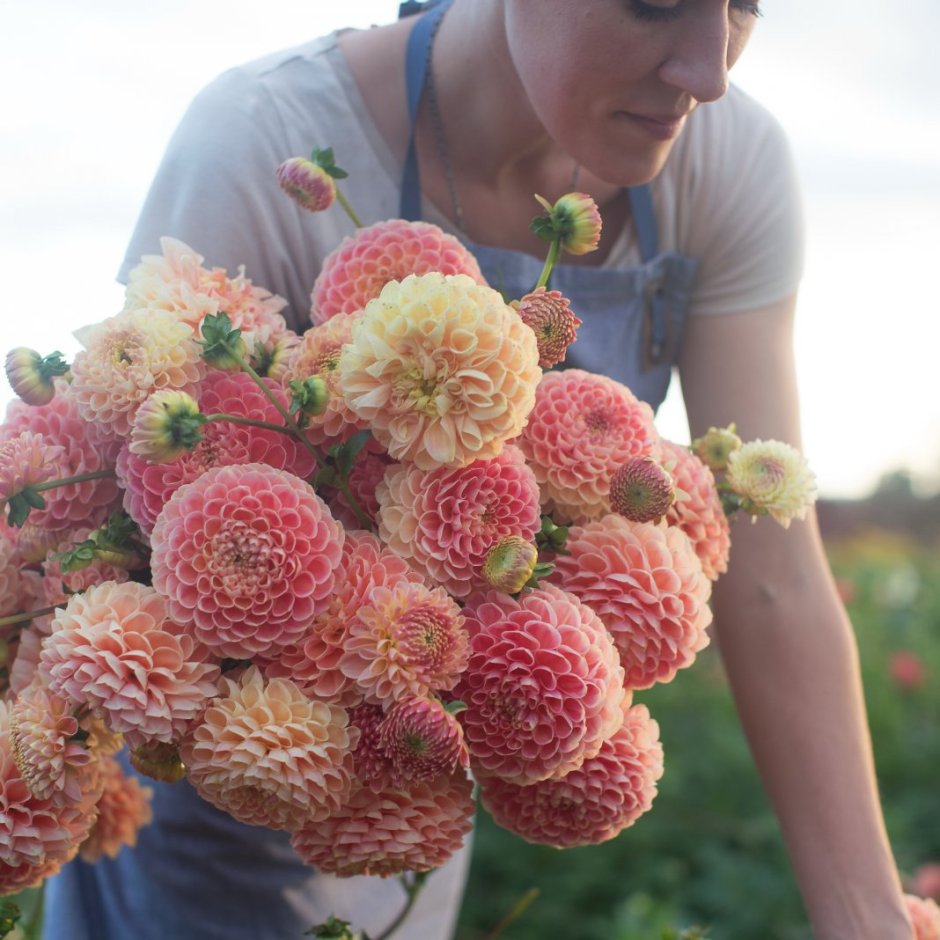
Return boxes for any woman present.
[43,1,914,937]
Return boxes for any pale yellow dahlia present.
[725,439,817,528]
[69,308,206,440]
[181,666,357,832]
[338,273,541,470]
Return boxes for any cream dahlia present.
[39,581,221,748]
[290,771,475,877]
[725,439,818,528]
[79,756,153,862]
[548,514,713,690]
[480,703,663,847]
[311,219,486,324]
[517,369,661,523]
[661,439,731,581]
[376,445,542,598]
[181,666,357,832]
[151,462,344,659]
[456,585,627,785]
[338,273,541,470]
[340,581,469,706]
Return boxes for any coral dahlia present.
[548,514,713,690]
[376,445,542,598]
[338,273,541,470]
[456,585,627,785]
[480,703,663,847]
[517,369,661,523]
[151,462,343,659]
[311,218,485,324]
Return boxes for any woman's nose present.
[657,14,731,104]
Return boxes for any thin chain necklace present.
[424,12,581,237]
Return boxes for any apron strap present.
[627,184,660,265]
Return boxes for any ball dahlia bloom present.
[39,581,221,749]
[609,455,676,524]
[661,439,731,581]
[290,771,475,877]
[117,370,317,535]
[151,462,344,659]
[549,514,713,690]
[69,307,206,441]
[258,530,421,708]
[181,667,357,832]
[10,680,94,804]
[906,894,940,940]
[2,380,121,531]
[338,273,541,470]
[480,703,663,848]
[518,369,661,524]
[456,585,627,785]
[376,445,542,598]
[725,439,818,528]
[340,581,469,706]
[79,755,153,863]
[0,430,67,507]
[512,287,582,368]
[311,218,486,324]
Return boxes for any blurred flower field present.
[455,528,940,940]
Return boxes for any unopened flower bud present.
[482,535,539,594]
[289,376,330,423]
[692,423,742,472]
[534,192,603,256]
[129,741,187,784]
[513,288,582,368]
[609,456,676,524]
[276,157,337,213]
[130,390,205,463]
[5,348,69,406]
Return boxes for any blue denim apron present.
[42,5,697,939]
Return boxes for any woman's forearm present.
[712,516,913,940]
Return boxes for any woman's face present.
[503,0,762,185]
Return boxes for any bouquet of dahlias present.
[0,147,819,939]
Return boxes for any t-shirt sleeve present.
[675,86,805,316]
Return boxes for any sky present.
[2,1,939,499]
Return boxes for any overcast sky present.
[2,1,939,498]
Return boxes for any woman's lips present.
[619,111,688,141]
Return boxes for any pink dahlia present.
[279,312,369,447]
[8,624,44,697]
[117,370,317,535]
[79,756,153,862]
[291,771,475,877]
[912,865,940,902]
[69,307,206,441]
[480,703,663,847]
[548,514,713,690]
[311,218,486,324]
[340,582,469,706]
[1,380,121,531]
[151,462,344,659]
[906,894,940,940]
[39,581,221,748]
[517,369,661,524]
[376,445,541,598]
[378,696,469,785]
[181,667,357,832]
[0,701,96,876]
[348,702,398,794]
[338,273,541,470]
[10,680,94,804]
[661,439,731,581]
[0,431,67,507]
[609,456,676,525]
[456,585,627,785]
[512,287,582,368]
[258,530,420,708]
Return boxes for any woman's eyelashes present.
[627,1,763,23]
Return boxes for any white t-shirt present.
[119,31,804,333]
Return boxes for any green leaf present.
[6,493,32,527]
[444,700,467,715]
[22,487,47,510]
[0,901,21,938]
[529,215,557,242]
[334,430,372,478]
[311,146,349,180]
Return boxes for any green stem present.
[483,887,540,940]
[374,874,426,940]
[33,469,115,493]
[24,883,44,939]
[534,238,561,291]
[335,478,375,533]
[230,354,327,469]
[203,413,297,436]
[0,606,58,628]
[334,187,364,228]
